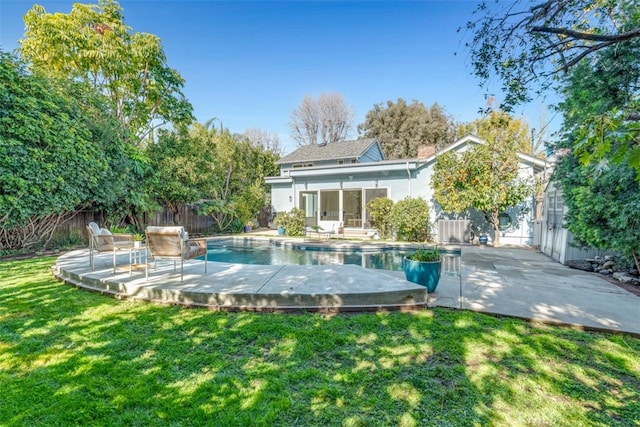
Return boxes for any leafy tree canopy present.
[552,34,640,268]
[0,51,127,249]
[556,158,640,271]
[19,0,193,146]
[466,0,640,174]
[358,99,456,160]
[458,109,534,155]
[466,0,640,110]
[431,136,532,246]
[147,120,279,232]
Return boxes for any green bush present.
[275,208,305,237]
[390,197,432,242]
[366,197,394,238]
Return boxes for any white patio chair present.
[86,222,134,273]
[145,226,208,281]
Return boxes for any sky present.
[0,0,556,154]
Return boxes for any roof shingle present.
[277,138,379,164]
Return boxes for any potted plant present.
[274,213,287,235]
[403,246,442,292]
[243,220,256,233]
[132,233,144,248]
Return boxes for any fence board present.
[52,207,215,244]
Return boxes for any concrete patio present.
[51,243,640,336]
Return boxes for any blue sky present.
[0,0,555,154]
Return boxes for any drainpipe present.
[406,161,412,197]
[291,178,296,209]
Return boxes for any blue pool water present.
[206,239,461,274]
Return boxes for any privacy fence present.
[56,206,216,244]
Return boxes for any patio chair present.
[145,226,208,281]
[86,222,134,273]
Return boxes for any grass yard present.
[1,257,639,426]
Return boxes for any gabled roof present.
[277,138,381,164]
[438,134,546,170]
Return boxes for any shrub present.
[390,197,432,242]
[366,197,394,238]
[274,208,305,237]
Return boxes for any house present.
[265,135,546,245]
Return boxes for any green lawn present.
[1,257,639,426]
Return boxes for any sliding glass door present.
[299,192,318,227]
[343,190,362,228]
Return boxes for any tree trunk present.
[491,210,501,247]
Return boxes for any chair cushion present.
[88,222,101,236]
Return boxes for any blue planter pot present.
[479,235,489,245]
[277,226,286,235]
[403,257,442,292]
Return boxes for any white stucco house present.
[265,134,546,245]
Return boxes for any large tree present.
[0,51,125,250]
[466,0,640,173]
[358,99,456,159]
[289,93,354,146]
[457,109,533,155]
[551,39,640,270]
[19,0,193,147]
[431,133,532,247]
[147,120,279,232]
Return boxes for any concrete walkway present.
[52,243,640,336]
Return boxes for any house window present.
[546,191,564,228]
[292,162,314,168]
[350,159,357,164]
[337,160,344,165]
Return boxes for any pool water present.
[206,240,461,275]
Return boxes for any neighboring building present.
[539,158,611,263]
[265,135,546,245]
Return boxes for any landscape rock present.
[565,260,593,272]
[613,272,636,284]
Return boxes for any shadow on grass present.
[0,257,639,426]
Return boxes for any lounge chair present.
[145,226,208,281]
[86,222,134,273]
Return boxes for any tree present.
[466,0,640,110]
[289,93,354,146]
[0,51,124,250]
[243,128,282,156]
[146,129,204,225]
[457,109,532,155]
[551,41,640,270]
[431,137,532,247]
[465,0,640,173]
[358,99,456,159]
[556,159,640,272]
[147,120,279,233]
[19,0,193,147]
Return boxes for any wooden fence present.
[54,206,216,243]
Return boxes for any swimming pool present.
[206,238,461,275]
